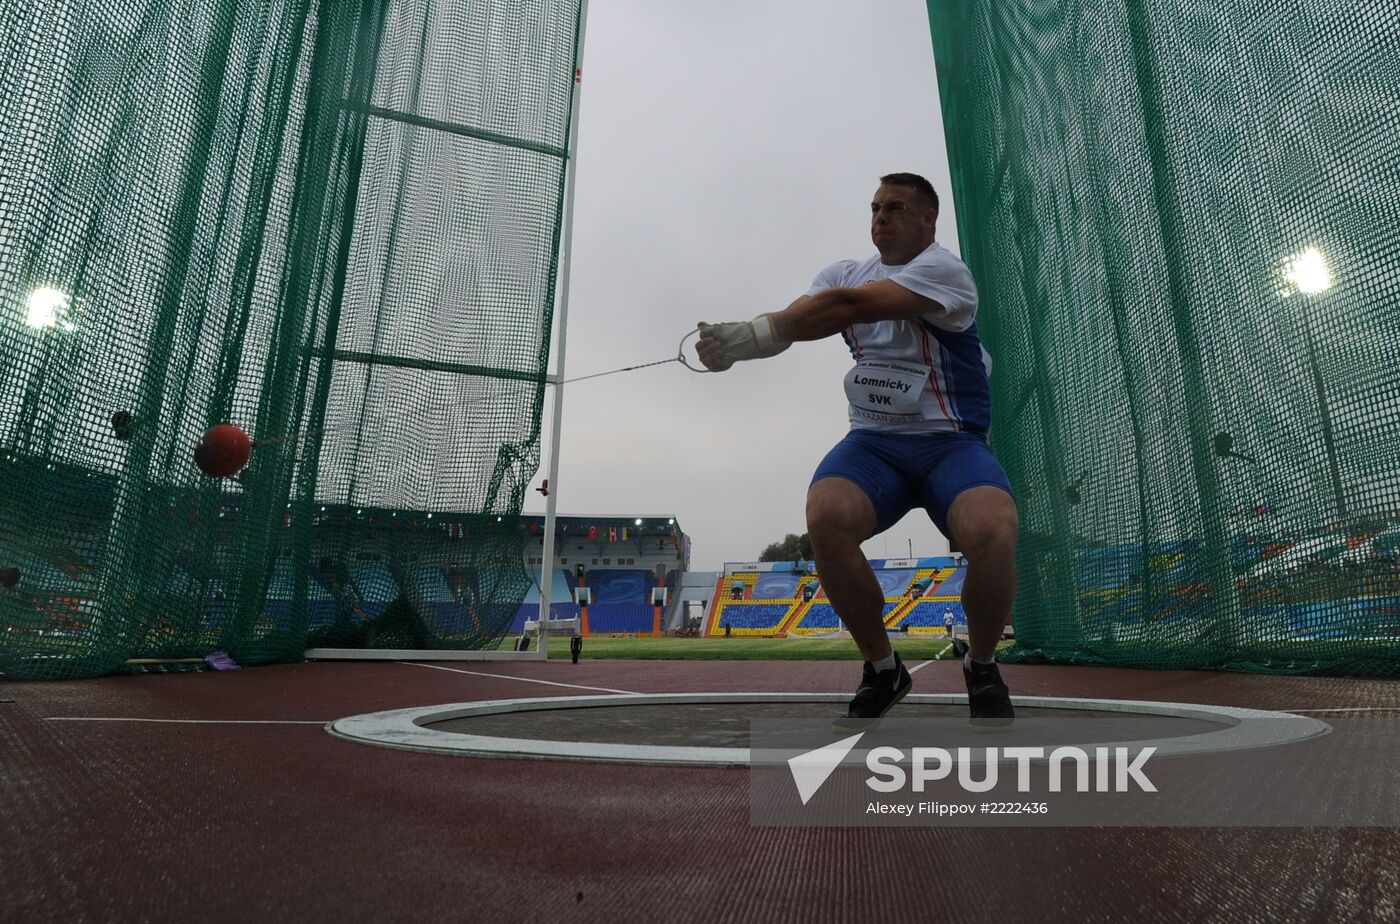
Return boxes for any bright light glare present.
[635,518,643,525]
[1283,247,1333,294]
[25,286,70,328]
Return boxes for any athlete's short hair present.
[879,172,939,213]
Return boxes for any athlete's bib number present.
[844,359,928,420]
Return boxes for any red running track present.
[3,658,1400,923]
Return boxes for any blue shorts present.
[811,429,1014,538]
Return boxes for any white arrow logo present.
[788,732,865,805]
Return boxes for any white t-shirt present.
[807,242,992,434]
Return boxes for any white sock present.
[872,653,897,672]
[964,653,995,670]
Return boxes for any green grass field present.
[504,635,1013,661]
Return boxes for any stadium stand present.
[590,569,653,604]
[346,561,398,621]
[1075,545,1139,591]
[586,601,652,634]
[569,568,653,634]
[402,564,480,634]
[929,567,966,597]
[795,602,841,631]
[794,601,901,633]
[406,564,454,604]
[880,567,944,623]
[885,566,971,633]
[752,572,801,599]
[700,559,979,639]
[901,599,967,631]
[874,569,917,597]
[726,572,758,601]
[709,567,808,637]
[714,603,790,633]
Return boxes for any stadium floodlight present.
[1281,247,1333,295]
[25,286,71,328]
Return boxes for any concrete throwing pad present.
[428,702,1221,748]
[327,693,1330,767]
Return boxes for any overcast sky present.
[522,0,960,571]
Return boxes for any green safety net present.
[0,0,582,680]
[927,2,1400,674]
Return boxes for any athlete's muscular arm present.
[767,281,942,342]
[695,282,947,371]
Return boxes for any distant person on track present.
[696,173,1016,727]
[944,608,956,639]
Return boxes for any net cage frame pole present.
[534,0,591,660]
[304,1,589,664]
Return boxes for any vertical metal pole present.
[1297,312,1346,522]
[536,0,590,660]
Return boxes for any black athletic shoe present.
[833,652,913,732]
[963,657,1014,727]
[948,637,969,660]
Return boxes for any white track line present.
[907,641,954,674]
[45,717,328,724]
[401,660,640,695]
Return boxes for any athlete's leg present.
[806,477,887,662]
[919,434,1018,665]
[946,485,1019,662]
[809,431,916,663]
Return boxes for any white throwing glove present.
[697,316,787,370]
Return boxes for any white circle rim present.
[327,693,1331,767]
